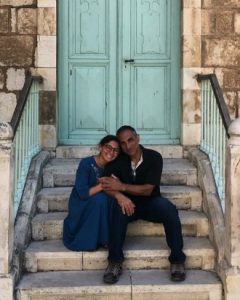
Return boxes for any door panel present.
[120,0,180,143]
[135,66,168,130]
[58,0,180,145]
[59,0,117,144]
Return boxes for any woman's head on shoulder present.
[98,135,120,164]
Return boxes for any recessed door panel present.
[58,0,180,145]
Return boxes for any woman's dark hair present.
[99,135,119,146]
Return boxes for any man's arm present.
[105,189,135,216]
[100,177,154,196]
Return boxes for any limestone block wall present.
[0,0,239,148]
[0,0,37,123]
[202,0,240,120]
[181,0,240,146]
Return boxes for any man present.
[99,125,186,284]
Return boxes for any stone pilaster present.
[217,117,240,300]
[181,0,202,146]
[225,118,240,266]
[0,122,14,300]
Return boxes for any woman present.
[63,135,120,251]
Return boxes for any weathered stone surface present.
[39,91,56,125]
[235,13,240,33]
[182,0,201,8]
[36,36,56,68]
[181,123,201,146]
[0,68,4,89]
[224,92,237,120]
[203,38,240,67]
[182,8,201,35]
[225,125,240,266]
[183,36,201,67]
[0,0,35,6]
[0,122,13,140]
[216,12,234,34]
[11,8,16,32]
[31,210,208,240]
[0,135,14,274]
[238,92,240,117]
[6,68,25,91]
[17,8,37,34]
[0,275,14,300]
[223,69,240,89]
[37,185,202,213]
[39,124,57,149]
[38,7,56,35]
[201,10,216,35]
[17,270,131,300]
[0,8,9,33]
[183,89,201,123]
[56,145,183,159]
[42,158,198,187]
[38,0,56,7]
[0,92,16,122]
[0,36,34,67]
[188,149,226,264]
[203,0,240,8]
[182,68,201,90]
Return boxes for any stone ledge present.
[0,272,14,300]
[12,151,50,285]
[188,148,225,264]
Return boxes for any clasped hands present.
[98,176,135,216]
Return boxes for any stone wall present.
[202,0,240,120]
[0,0,37,122]
[0,0,239,148]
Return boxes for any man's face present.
[117,129,140,158]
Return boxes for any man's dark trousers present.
[108,196,186,264]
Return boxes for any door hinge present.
[70,69,72,76]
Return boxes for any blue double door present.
[58,0,181,145]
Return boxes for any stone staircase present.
[16,146,223,300]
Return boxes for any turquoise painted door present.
[58,0,180,145]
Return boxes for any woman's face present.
[99,140,120,163]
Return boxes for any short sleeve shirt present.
[104,145,163,201]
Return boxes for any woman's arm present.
[88,183,103,197]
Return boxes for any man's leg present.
[137,196,186,280]
[104,197,136,284]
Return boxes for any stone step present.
[24,237,215,272]
[56,145,183,159]
[31,210,209,241]
[16,270,222,300]
[42,158,198,187]
[37,185,202,213]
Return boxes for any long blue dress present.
[63,156,110,251]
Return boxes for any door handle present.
[124,59,135,63]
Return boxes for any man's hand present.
[116,193,135,216]
[99,176,125,192]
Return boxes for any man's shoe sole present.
[103,275,120,284]
[171,274,186,282]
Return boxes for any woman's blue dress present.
[63,156,110,251]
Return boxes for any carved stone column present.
[0,122,14,300]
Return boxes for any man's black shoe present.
[170,263,186,282]
[103,261,122,284]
